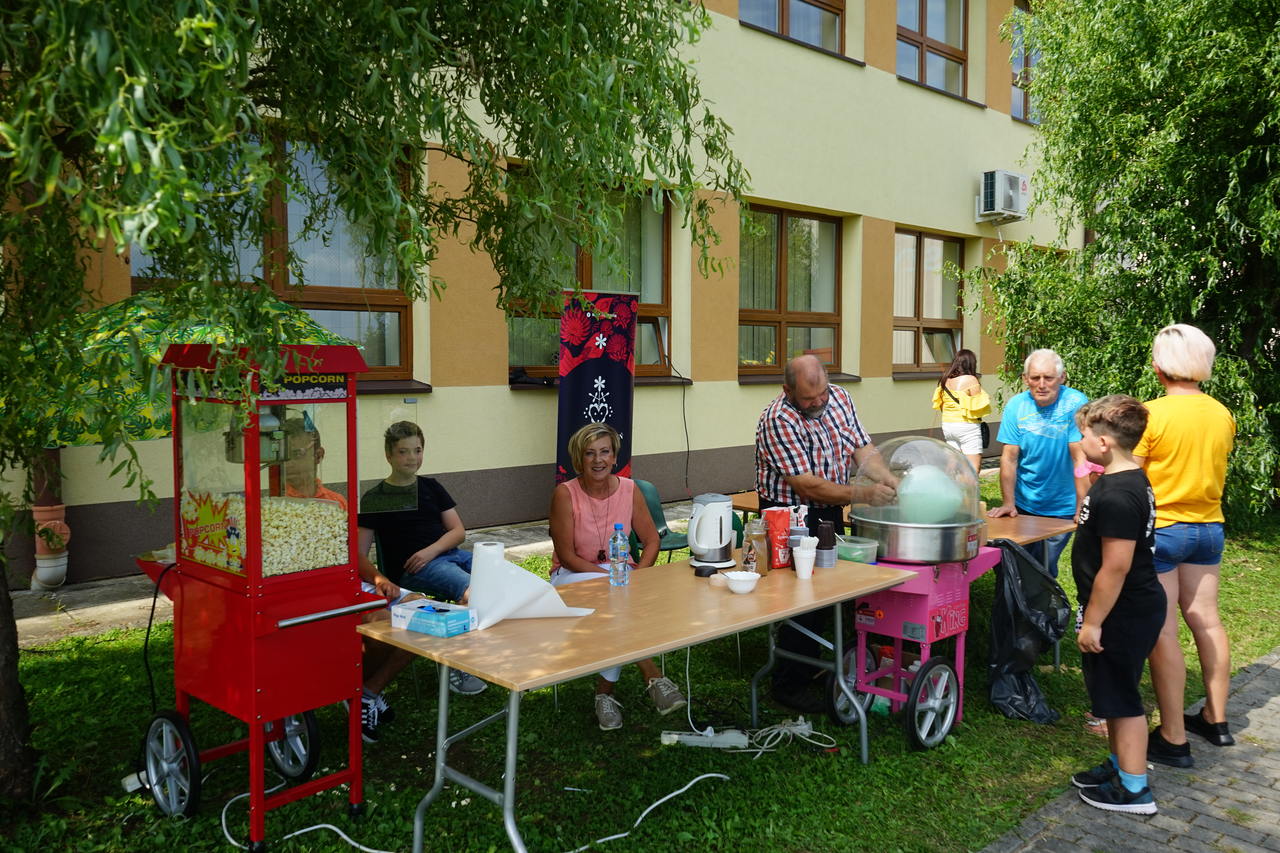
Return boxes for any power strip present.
[660,729,750,749]
[121,771,146,793]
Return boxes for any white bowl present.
[722,570,760,594]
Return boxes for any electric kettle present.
[688,493,736,576]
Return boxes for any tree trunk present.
[0,573,35,803]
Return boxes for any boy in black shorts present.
[1068,395,1165,814]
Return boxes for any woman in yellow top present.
[1137,324,1237,769]
[932,349,991,473]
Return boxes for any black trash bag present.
[987,539,1070,724]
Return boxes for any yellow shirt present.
[1135,393,1235,526]
[931,383,991,424]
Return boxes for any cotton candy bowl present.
[722,571,760,594]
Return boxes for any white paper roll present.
[472,541,506,574]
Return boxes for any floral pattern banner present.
[556,292,637,484]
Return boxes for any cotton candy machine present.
[849,436,983,564]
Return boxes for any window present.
[131,143,412,380]
[740,0,844,53]
[893,230,963,370]
[507,195,671,378]
[896,0,967,97]
[1010,0,1038,122]
[738,206,841,374]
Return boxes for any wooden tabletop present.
[985,514,1076,546]
[731,491,759,515]
[359,557,914,693]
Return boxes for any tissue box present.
[390,598,478,638]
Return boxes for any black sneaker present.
[1185,710,1235,746]
[1147,725,1193,768]
[358,696,381,744]
[1071,759,1118,788]
[1079,778,1157,815]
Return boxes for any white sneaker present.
[595,693,623,731]
[647,677,687,716]
[448,669,487,695]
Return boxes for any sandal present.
[1084,712,1109,737]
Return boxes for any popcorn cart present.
[136,344,383,851]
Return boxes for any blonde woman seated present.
[932,348,992,473]
[548,422,687,731]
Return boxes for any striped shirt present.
[755,384,871,508]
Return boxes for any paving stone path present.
[982,648,1280,853]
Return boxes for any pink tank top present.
[553,476,636,569]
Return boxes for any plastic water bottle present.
[608,523,630,587]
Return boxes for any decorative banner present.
[555,292,637,484]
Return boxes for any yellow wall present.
[690,194,741,381]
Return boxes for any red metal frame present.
[145,343,374,846]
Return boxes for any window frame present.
[896,0,968,98]
[892,228,964,373]
[737,204,843,377]
[1010,0,1037,123]
[740,0,846,55]
[129,142,414,381]
[507,201,673,379]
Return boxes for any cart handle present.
[276,598,388,629]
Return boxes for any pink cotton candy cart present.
[826,546,1001,749]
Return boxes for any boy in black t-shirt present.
[1069,395,1165,815]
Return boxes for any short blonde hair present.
[567,422,620,474]
[1152,323,1216,382]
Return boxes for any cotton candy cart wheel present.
[825,645,879,726]
[265,710,319,782]
[143,711,201,817]
[904,656,958,750]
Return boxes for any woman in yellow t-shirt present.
[1137,324,1237,767]
[931,349,991,474]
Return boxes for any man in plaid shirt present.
[755,354,896,712]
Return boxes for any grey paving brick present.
[1194,813,1271,847]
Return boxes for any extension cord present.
[660,729,749,749]
[777,718,813,737]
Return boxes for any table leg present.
[412,664,452,853]
[831,604,869,764]
[749,624,778,728]
[501,690,526,852]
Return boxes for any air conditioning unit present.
[975,170,1029,223]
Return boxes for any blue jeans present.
[398,547,473,601]
[1018,511,1074,578]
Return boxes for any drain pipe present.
[31,448,70,590]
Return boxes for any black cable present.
[142,562,175,714]
[670,361,693,497]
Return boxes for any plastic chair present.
[627,479,688,563]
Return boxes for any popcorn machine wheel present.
[134,343,382,851]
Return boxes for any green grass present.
[6,505,1280,853]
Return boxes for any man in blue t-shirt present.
[987,349,1088,576]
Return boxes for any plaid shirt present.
[755,384,871,508]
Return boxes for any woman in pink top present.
[549,422,686,731]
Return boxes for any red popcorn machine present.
[135,344,383,851]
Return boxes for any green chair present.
[628,479,688,563]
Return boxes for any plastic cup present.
[793,547,816,580]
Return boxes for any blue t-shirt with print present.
[996,386,1087,517]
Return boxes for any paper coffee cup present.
[793,547,815,580]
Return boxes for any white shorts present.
[942,421,983,455]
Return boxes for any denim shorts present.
[1153,522,1225,573]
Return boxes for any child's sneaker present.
[1146,725,1194,768]
[646,677,687,716]
[1071,759,1118,788]
[1078,778,1157,814]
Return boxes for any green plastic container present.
[836,535,879,564]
